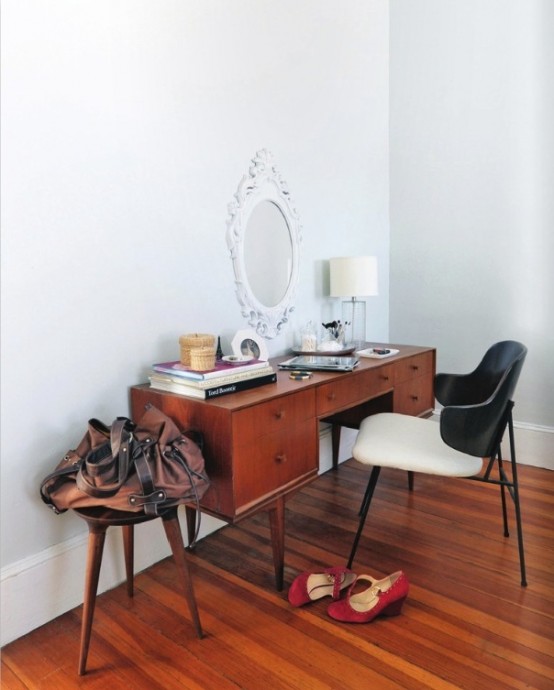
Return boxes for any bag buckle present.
[128,489,167,507]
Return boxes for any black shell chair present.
[348,341,528,585]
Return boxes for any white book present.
[148,370,277,399]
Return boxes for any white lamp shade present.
[329,256,378,297]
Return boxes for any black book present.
[149,372,277,399]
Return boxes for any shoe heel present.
[381,596,406,617]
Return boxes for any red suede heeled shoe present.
[327,571,409,623]
[288,566,356,607]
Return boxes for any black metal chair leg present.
[348,466,381,568]
[507,416,527,586]
[358,465,381,517]
[497,451,510,538]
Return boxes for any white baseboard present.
[2,421,551,647]
[508,420,554,470]
[0,512,225,648]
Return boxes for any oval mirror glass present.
[244,201,292,308]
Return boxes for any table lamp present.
[329,256,378,347]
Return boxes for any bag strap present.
[39,451,83,512]
[166,440,206,546]
[128,437,166,515]
[75,419,135,498]
[110,418,135,484]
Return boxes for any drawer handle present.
[411,365,420,371]
[327,392,336,401]
[380,374,390,381]
[275,454,287,464]
[275,410,284,420]
[411,395,419,401]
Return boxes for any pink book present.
[152,358,269,381]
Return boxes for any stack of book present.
[148,359,276,399]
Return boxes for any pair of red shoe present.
[287,566,409,623]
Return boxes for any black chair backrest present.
[439,341,527,458]
[435,340,526,407]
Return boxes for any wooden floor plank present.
[2,461,553,689]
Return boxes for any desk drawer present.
[234,420,317,507]
[393,352,434,384]
[233,389,315,446]
[394,374,434,415]
[316,366,393,417]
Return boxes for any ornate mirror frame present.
[226,149,302,339]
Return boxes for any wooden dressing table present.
[130,343,435,589]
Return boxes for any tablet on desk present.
[279,355,359,372]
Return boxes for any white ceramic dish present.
[222,355,255,365]
[357,348,399,359]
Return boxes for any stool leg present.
[122,525,134,597]
[162,514,203,639]
[78,524,107,675]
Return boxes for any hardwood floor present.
[2,460,553,689]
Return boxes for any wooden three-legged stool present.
[74,505,203,675]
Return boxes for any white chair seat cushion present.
[352,413,483,477]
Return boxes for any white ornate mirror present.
[226,149,302,339]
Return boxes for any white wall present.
[6,0,551,649]
[0,1,390,644]
[389,0,554,464]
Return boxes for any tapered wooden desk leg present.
[184,505,198,547]
[162,515,203,639]
[331,424,341,470]
[122,525,134,597]
[78,526,107,675]
[267,496,285,591]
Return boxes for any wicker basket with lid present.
[190,346,216,371]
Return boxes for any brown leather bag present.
[40,404,210,525]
